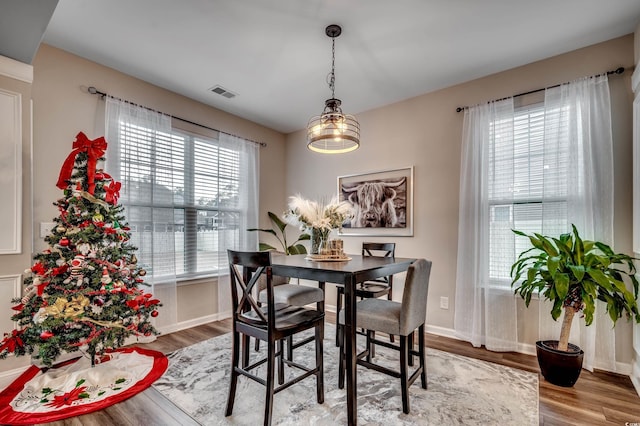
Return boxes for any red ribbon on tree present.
[104,181,121,205]
[56,132,108,195]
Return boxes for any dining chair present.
[335,242,396,347]
[254,251,325,356]
[338,258,432,414]
[226,250,324,426]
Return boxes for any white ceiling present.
[40,0,640,134]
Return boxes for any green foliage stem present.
[248,211,310,255]
[511,225,640,352]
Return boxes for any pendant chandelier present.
[307,24,360,154]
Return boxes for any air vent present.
[209,85,237,99]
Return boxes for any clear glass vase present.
[310,227,331,255]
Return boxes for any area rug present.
[0,347,168,425]
[153,325,538,425]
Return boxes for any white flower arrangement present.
[284,194,353,233]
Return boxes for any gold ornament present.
[56,225,67,233]
[138,269,146,276]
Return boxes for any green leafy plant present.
[248,211,310,255]
[510,224,640,352]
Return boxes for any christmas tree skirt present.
[0,347,167,425]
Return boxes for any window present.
[488,103,569,285]
[119,124,243,280]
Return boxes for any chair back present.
[228,250,275,327]
[256,251,289,293]
[399,259,432,335]
[362,242,396,284]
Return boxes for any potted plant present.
[248,211,310,254]
[510,225,640,387]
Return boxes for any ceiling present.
[3,1,640,134]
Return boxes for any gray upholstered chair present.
[338,258,432,414]
[255,251,325,358]
[257,274,324,310]
[335,242,396,347]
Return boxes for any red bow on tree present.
[56,132,108,195]
[105,180,121,205]
[0,329,24,354]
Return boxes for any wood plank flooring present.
[42,315,640,425]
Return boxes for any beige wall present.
[286,35,636,363]
[30,43,289,319]
[0,44,289,375]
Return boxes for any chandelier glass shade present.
[307,25,360,154]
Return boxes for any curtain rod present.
[86,86,267,147]
[455,66,626,113]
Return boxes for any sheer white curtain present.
[104,97,178,330]
[454,98,519,351]
[538,75,615,371]
[216,132,259,317]
[454,75,616,371]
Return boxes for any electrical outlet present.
[40,222,56,238]
[440,296,449,310]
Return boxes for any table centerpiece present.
[284,194,353,257]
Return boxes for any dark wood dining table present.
[270,253,416,426]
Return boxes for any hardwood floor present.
[43,315,640,425]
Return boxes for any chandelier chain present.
[329,36,336,99]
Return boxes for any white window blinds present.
[488,103,569,284]
[119,125,247,280]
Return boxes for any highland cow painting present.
[338,167,413,236]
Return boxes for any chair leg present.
[400,335,410,414]
[387,289,395,343]
[369,330,376,359]
[338,325,345,389]
[316,323,324,404]
[255,302,262,352]
[408,331,414,367]
[264,339,276,426]
[286,336,293,361]
[242,334,250,368]
[277,339,284,385]
[335,288,343,347]
[419,324,427,389]
[225,330,240,416]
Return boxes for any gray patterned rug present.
[152,325,538,425]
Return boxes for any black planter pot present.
[536,340,584,387]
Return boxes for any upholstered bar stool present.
[335,242,396,348]
[338,258,432,414]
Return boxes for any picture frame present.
[337,166,413,237]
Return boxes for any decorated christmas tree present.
[0,132,160,367]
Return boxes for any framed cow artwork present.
[337,166,413,236]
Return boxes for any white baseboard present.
[632,360,640,397]
[157,311,232,336]
[424,324,633,376]
[424,324,459,340]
